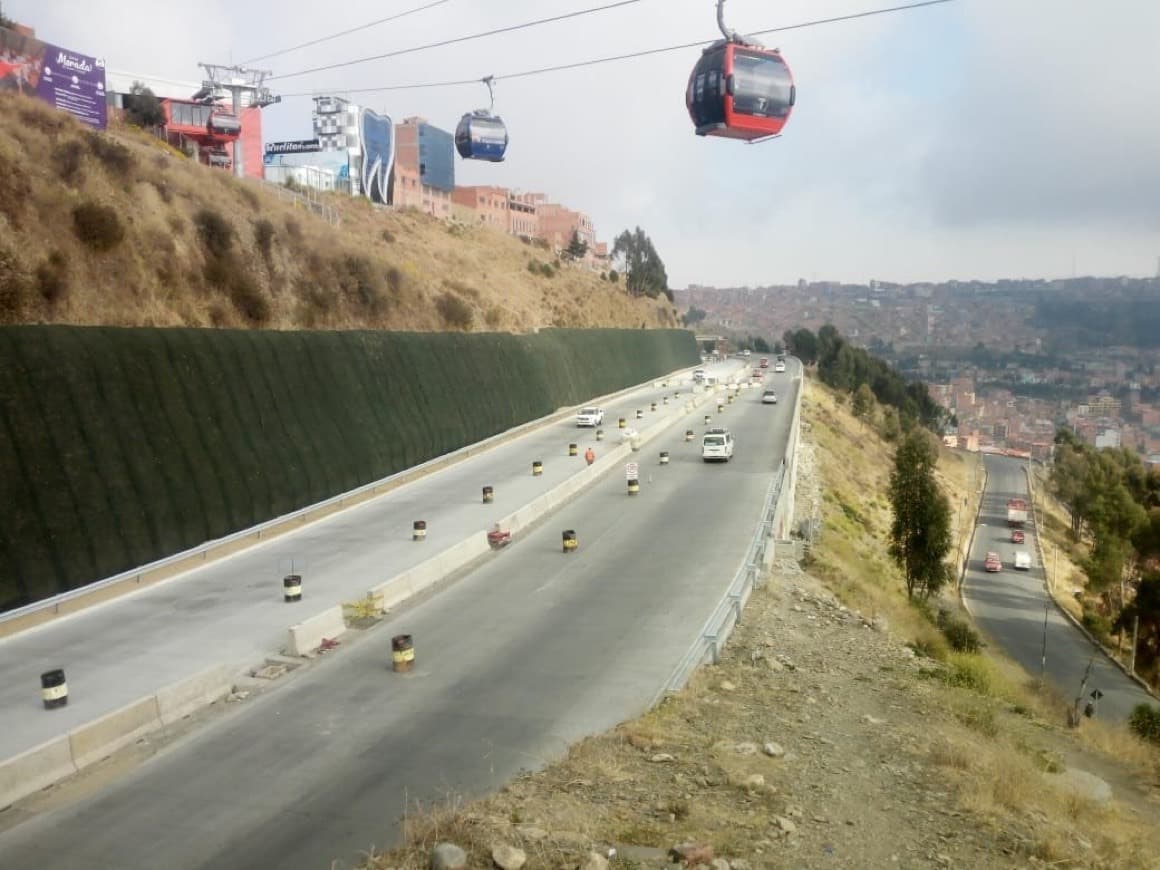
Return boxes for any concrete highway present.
[0,362,733,765]
[0,365,800,870]
[962,455,1154,723]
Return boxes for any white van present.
[1014,551,1031,571]
[702,428,734,462]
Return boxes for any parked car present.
[774,360,786,373]
[762,390,778,404]
[984,551,1002,573]
[575,406,604,427]
[1011,530,1025,544]
[702,428,734,462]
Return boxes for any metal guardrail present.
[655,361,804,702]
[657,462,785,701]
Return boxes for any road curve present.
[962,455,1153,723]
[0,368,801,870]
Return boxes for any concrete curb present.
[1023,467,1157,701]
[0,662,238,809]
[0,362,704,640]
[957,462,988,618]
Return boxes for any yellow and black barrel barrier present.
[41,668,68,710]
[283,573,303,603]
[391,634,415,673]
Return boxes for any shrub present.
[87,134,135,178]
[227,270,271,325]
[1129,703,1160,745]
[609,269,620,283]
[939,615,982,653]
[435,291,473,330]
[52,140,86,185]
[35,251,69,305]
[253,219,276,264]
[937,607,983,649]
[385,265,406,297]
[0,243,28,322]
[1081,608,1112,641]
[380,228,396,244]
[337,254,384,312]
[485,305,503,328]
[194,208,234,258]
[285,217,302,241]
[72,202,125,251]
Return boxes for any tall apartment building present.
[393,116,453,218]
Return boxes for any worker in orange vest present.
[584,447,596,466]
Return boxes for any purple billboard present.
[0,25,107,129]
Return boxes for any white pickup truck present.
[575,406,604,427]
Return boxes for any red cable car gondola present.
[687,0,796,142]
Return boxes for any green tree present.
[852,383,874,428]
[565,229,588,260]
[612,227,669,299]
[684,306,707,326]
[0,3,13,28]
[889,431,952,599]
[752,336,771,353]
[783,328,818,365]
[123,82,166,129]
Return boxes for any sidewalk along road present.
[0,369,800,870]
[0,360,742,766]
[962,455,1154,723]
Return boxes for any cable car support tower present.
[196,63,281,178]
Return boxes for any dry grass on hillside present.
[361,380,1160,869]
[0,94,677,332]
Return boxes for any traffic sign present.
[626,462,639,481]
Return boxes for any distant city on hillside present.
[675,276,1160,465]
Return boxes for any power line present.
[280,0,954,98]
[240,0,455,66]
[269,0,644,81]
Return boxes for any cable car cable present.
[240,0,455,66]
[279,0,954,98]
[268,0,645,82]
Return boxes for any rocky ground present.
[365,384,1160,870]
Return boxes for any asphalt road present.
[0,363,739,764]
[0,365,800,870]
[962,455,1154,722]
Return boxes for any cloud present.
[9,0,1159,287]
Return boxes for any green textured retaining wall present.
[0,326,698,610]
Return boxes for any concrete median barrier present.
[0,736,78,809]
[287,606,347,657]
[370,535,492,614]
[68,696,162,771]
[155,664,237,726]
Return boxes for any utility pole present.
[1129,615,1140,676]
[197,63,280,179]
[1039,604,1049,688]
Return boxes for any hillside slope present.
[365,379,1160,869]
[0,94,677,332]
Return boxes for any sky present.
[11,0,1160,289]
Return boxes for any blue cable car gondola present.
[455,76,509,162]
[686,0,796,142]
